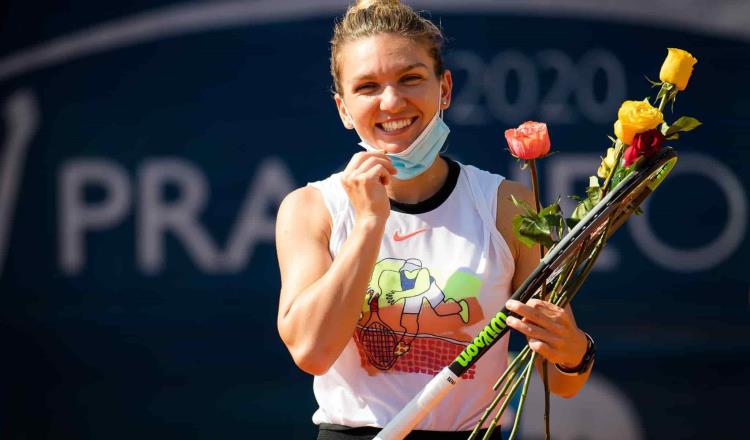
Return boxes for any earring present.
[442,100,447,105]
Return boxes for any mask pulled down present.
[349,94,450,180]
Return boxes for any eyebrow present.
[351,62,429,82]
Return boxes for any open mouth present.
[376,117,418,134]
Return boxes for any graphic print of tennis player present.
[366,257,469,358]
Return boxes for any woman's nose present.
[379,85,406,113]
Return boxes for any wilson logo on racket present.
[455,311,508,367]
[357,290,400,370]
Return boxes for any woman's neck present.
[385,156,449,204]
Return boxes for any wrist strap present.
[554,332,595,376]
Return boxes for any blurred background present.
[0,0,748,438]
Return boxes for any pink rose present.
[623,129,665,166]
[504,121,551,160]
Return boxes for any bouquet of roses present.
[470,48,700,440]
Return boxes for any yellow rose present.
[597,147,618,178]
[613,101,664,144]
[659,48,697,91]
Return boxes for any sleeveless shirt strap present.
[307,173,351,256]
[459,164,515,266]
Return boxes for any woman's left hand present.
[505,298,588,368]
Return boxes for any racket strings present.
[360,321,398,370]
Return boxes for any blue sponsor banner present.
[0,1,748,438]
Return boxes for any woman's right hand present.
[340,151,396,224]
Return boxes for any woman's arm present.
[276,152,395,376]
[496,180,591,398]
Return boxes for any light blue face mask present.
[351,95,450,180]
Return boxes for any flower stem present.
[600,140,625,196]
[542,360,551,440]
[529,159,548,275]
[482,355,536,440]
[470,348,534,439]
[549,246,583,303]
[529,159,547,262]
[555,220,612,308]
[529,159,542,214]
[507,352,538,440]
[528,159,551,439]
[493,346,532,390]
[657,83,670,113]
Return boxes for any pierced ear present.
[440,70,453,109]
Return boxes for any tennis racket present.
[374,148,678,439]
[358,290,400,370]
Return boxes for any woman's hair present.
[330,0,445,95]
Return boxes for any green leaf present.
[643,97,651,104]
[570,201,591,223]
[660,122,670,136]
[539,201,561,217]
[666,116,702,136]
[511,200,568,248]
[607,135,617,145]
[610,165,630,189]
[569,177,603,224]
[509,195,536,216]
[513,213,556,248]
[644,75,662,87]
[571,188,601,223]
[565,217,580,229]
[585,184,602,203]
[667,133,679,140]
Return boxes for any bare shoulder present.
[495,179,535,260]
[498,179,534,205]
[276,186,332,244]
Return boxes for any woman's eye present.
[355,83,377,92]
[402,75,423,84]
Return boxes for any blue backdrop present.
[1,1,748,438]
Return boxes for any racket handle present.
[374,367,460,440]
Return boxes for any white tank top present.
[307,159,515,431]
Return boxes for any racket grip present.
[373,367,460,440]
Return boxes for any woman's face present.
[334,33,452,154]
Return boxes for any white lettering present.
[137,158,220,274]
[219,157,295,271]
[59,159,130,274]
[629,153,748,272]
[0,90,38,279]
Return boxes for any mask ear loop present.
[438,92,449,154]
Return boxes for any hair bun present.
[354,0,400,11]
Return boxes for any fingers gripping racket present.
[374,148,678,439]
[358,290,400,370]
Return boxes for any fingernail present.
[506,316,516,325]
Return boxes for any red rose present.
[623,129,665,166]
[504,121,551,160]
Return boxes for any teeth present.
[381,118,413,132]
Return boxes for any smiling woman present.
[275,1,593,439]
[334,34,448,153]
